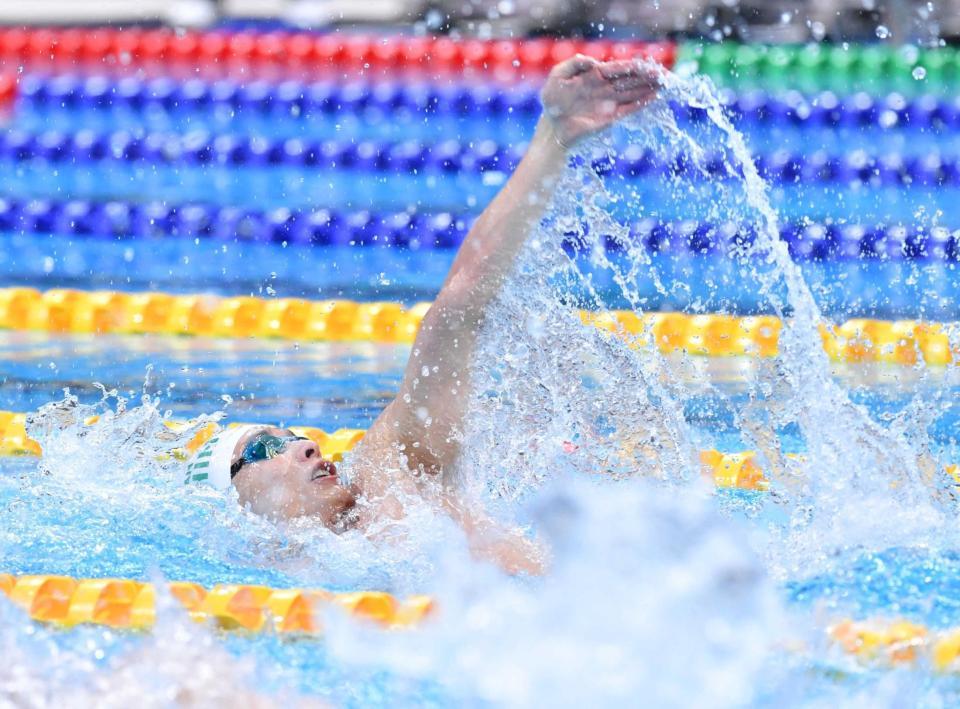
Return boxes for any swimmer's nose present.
[292,439,319,461]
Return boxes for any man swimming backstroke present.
[186,56,661,574]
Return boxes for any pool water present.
[4,331,960,703]
[5,40,960,708]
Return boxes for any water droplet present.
[876,25,890,39]
[912,66,927,80]
[425,9,444,29]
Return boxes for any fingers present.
[598,59,642,80]
[552,53,598,79]
[595,89,655,121]
[611,76,658,95]
[598,61,661,95]
[598,59,660,81]
[612,86,658,105]
[552,56,662,89]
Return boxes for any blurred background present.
[1,0,957,44]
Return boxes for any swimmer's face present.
[231,427,356,526]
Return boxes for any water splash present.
[326,478,782,708]
[12,386,455,595]
[3,58,958,706]
[657,69,954,566]
[457,61,954,573]
[0,587,287,708]
[25,382,214,490]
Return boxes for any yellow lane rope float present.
[0,409,768,489]
[0,574,431,633]
[2,409,958,492]
[0,286,955,365]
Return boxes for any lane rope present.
[18,72,960,134]
[0,287,955,366]
[1,125,954,188]
[0,408,768,491]
[4,575,960,672]
[829,618,960,672]
[5,409,960,496]
[4,197,957,262]
[0,573,431,633]
[0,28,673,81]
[681,42,957,87]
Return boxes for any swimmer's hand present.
[471,528,548,576]
[444,495,548,575]
[540,55,660,150]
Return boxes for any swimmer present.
[186,56,661,574]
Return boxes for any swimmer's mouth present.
[311,460,338,483]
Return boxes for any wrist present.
[535,115,574,155]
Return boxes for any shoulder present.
[347,402,409,493]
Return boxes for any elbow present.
[440,255,503,311]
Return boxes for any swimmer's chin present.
[250,505,359,533]
[238,484,357,531]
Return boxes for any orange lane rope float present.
[0,574,432,633]
[827,618,960,672]
[0,286,956,365]
[4,572,960,672]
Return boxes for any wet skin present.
[223,57,659,574]
[231,426,357,528]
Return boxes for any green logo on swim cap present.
[184,433,219,485]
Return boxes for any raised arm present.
[355,57,660,485]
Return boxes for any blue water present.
[0,232,455,303]
[6,59,960,706]
[3,151,960,223]
[0,334,404,427]
[8,87,960,226]
[2,334,959,703]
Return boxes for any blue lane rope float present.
[712,88,960,130]
[0,127,527,174]
[2,125,959,187]
[17,74,544,119]
[0,198,472,248]
[1,196,959,262]
[18,73,960,134]
[0,196,958,261]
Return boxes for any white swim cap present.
[184,424,264,490]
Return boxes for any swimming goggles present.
[230,432,309,478]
